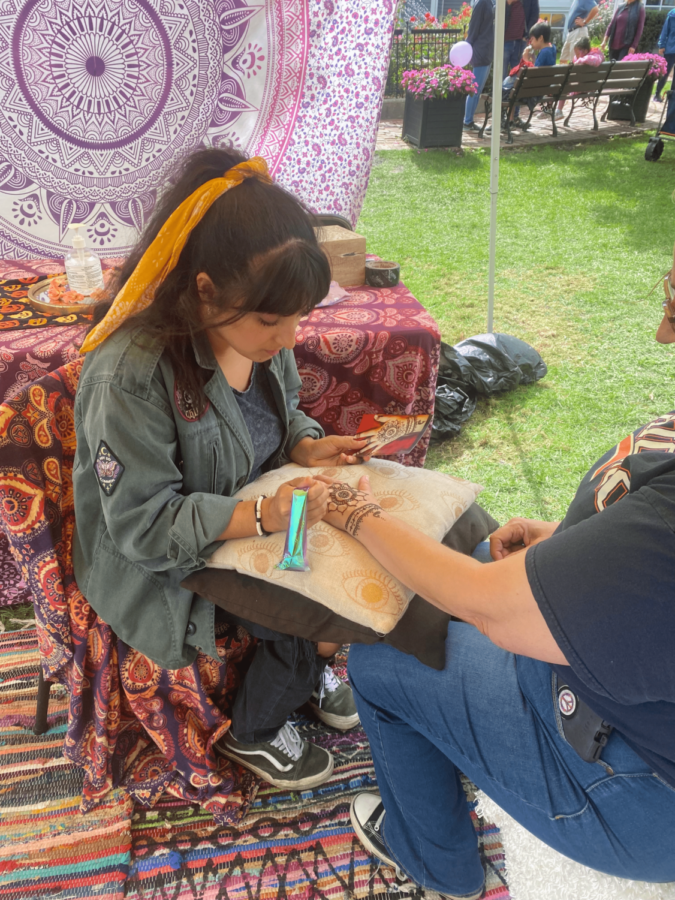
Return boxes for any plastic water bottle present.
[64,224,104,295]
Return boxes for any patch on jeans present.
[94,440,125,496]
[558,687,577,719]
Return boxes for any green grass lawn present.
[357,136,675,524]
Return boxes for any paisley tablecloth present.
[0,0,395,259]
[0,259,440,606]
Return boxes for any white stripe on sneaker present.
[227,747,294,772]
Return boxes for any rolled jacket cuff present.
[167,493,240,568]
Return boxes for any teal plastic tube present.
[277,488,310,572]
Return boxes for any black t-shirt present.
[526,414,675,785]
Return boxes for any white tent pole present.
[487,0,506,334]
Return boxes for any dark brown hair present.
[99,147,330,405]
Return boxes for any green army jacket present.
[72,323,323,669]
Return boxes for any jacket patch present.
[94,441,125,496]
[174,383,210,422]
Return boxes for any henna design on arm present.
[327,483,370,514]
[345,503,382,537]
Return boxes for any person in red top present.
[504,0,527,72]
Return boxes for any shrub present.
[589,0,614,42]
[638,10,669,54]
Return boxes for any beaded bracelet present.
[255,495,271,537]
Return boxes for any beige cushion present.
[207,460,482,634]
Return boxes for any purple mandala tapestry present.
[0,0,394,258]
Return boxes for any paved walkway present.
[377,95,663,152]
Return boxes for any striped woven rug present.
[0,623,510,900]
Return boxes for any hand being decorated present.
[319,475,383,537]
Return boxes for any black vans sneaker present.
[350,792,485,900]
[308,665,360,731]
[217,721,334,790]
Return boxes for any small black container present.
[365,260,400,288]
[402,91,465,149]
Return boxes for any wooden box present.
[315,225,366,287]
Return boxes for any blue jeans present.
[464,64,491,125]
[657,53,675,97]
[348,620,675,895]
[504,39,524,73]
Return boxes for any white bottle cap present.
[68,223,86,249]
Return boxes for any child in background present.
[556,37,604,119]
[531,21,557,67]
[573,36,605,66]
[499,22,557,130]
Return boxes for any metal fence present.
[386,28,462,98]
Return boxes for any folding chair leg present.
[34,666,52,735]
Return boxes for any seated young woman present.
[72,148,370,791]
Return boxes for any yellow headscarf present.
[81,156,273,353]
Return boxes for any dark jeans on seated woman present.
[217,609,325,744]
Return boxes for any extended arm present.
[322,478,568,665]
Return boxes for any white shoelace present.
[315,665,342,707]
[270,721,304,762]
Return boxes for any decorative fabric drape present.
[0,360,258,823]
[0,0,395,258]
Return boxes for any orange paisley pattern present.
[0,360,257,823]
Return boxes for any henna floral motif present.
[326,482,370,514]
[326,482,383,537]
[345,503,382,537]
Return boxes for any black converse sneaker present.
[308,665,360,731]
[350,793,485,900]
[217,721,334,790]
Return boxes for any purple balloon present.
[449,41,473,68]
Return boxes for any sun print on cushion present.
[207,460,482,634]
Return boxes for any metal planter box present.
[402,91,465,148]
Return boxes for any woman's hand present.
[321,475,384,537]
[261,477,330,533]
[489,517,559,560]
[290,435,371,467]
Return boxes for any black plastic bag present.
[432,383,477,442]
[431,333,547,443]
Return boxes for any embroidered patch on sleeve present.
[94,440,125,497]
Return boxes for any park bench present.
[478,59,652,144]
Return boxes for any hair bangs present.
[249,240,331,318]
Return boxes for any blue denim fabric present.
[348,605,675,894]
[464,64,492,125]
[504,39,524,73]
[656,53,675,97]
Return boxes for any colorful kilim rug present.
[0,623,510,900]
[0,627,133,900]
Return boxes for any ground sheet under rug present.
[0,622,510,900]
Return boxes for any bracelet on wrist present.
[255,495,271,537]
